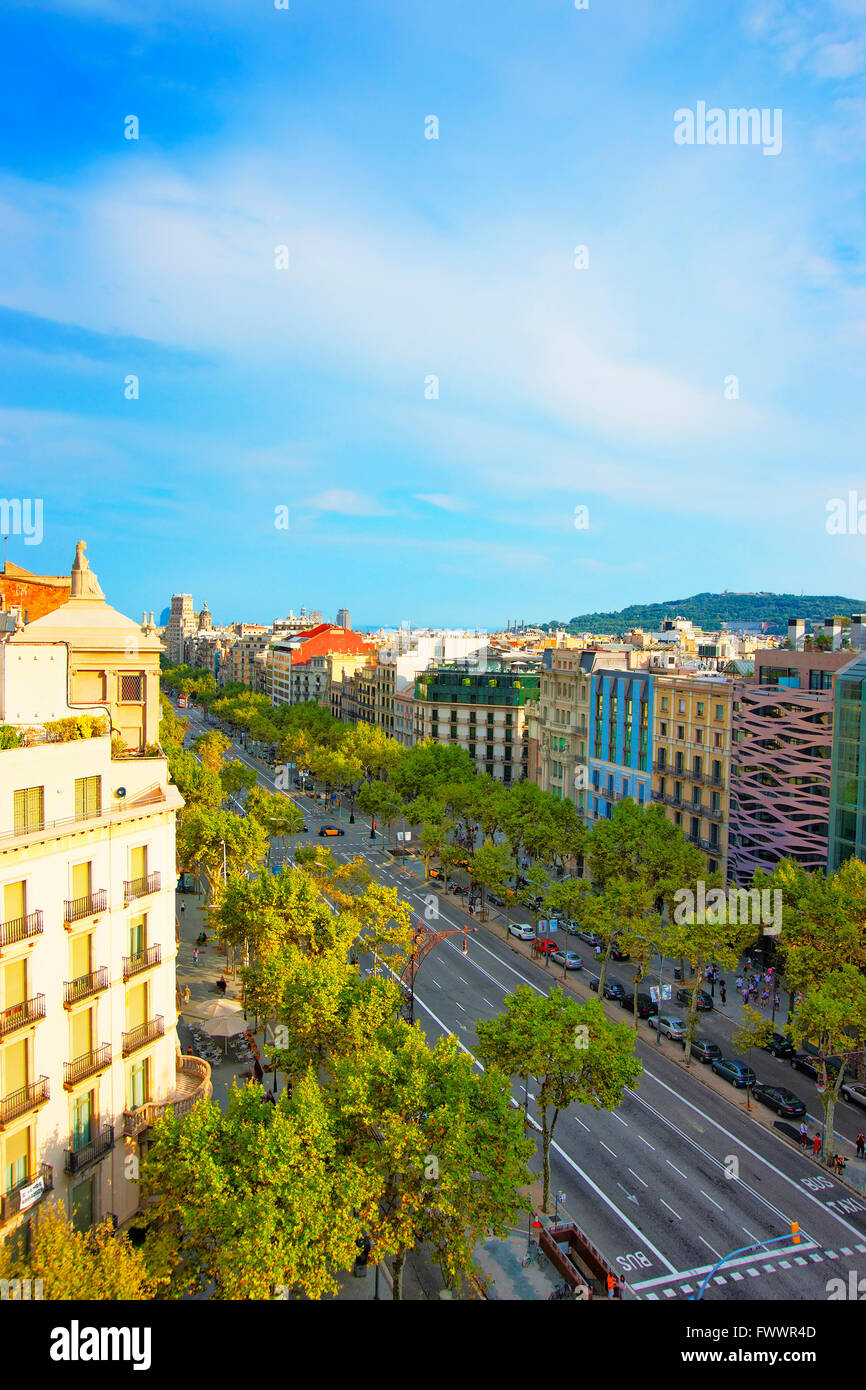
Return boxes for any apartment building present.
[165,593,196,665]
[0,560,71,624]
[268,624,371,708]
[413,663,539,782]
[0,543,209,1248]
[587,667,653,823]
[651,673,733,877]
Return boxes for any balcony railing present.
[123,872,161,905]
[701,838,723,855]
[122,944,162,981]
[0,994,45,1038]
[0,1163,53,1224]
[705,804,724,821]
[0,1077,49,1128]
[64,1124,115,1174]
[63,1043,112,1089]
[123,1055,212,1138]
[63,967,109,1007]
[0,911,43,951]
[122,1016,164,1057]
[63,891,108,925]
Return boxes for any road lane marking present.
[700,1235,721,1259]
[482,997,495,1008]
[455,1001,465,1011]
[612,1112,628,1126]
[701,1190,724,1212]
[666,1161,688,1180]
[600,1141,617,1157]
[660,1199,682,1220]
[573,1117,590,1132]
[628,1168,649,1188]
[639,1136,655,1150]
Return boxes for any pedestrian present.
[736,976,743,993]
[180,901,186,915]
[720,984,727,1006]
[857,1133,865,1160]
[183,985,191,1004]
[834,1153,846,1177]
[813,1133,822,1157]
[799,1121,808,1148]
[606,1272,616,1300]
[745,954,752,972]
[774,992,780,1011]
[193,947,199,966]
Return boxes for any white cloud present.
[414,493,465,511]
[303,489,392,516]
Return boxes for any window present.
[75,777,101,821]
[13,787,44,834]
[678,700,686,714]
[714,704,723,721]
[677,725,685,740]
[3,880,26,925]
[660,697,668,712]
[695,728,703,744]
[130,846,147,882]
[4,1126,29,1193]
[696,702,704,717]
[71,1090,94,1150]
[659,722,667,736]
[119,673,144,703]
[128,915,146,957]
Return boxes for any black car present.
[751,1084,806,1119]
[764,1032,795,1059]
[590,979,626,1002]
[682,1037,722,1064]
[611,946,631,962]
[791,1051,844,1081]
[675,987,713,1011]
[620,991,658,1019]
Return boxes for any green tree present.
[476,989,642,1211]
[0,1211,157,1300]
[219,759,258,803]
[333,1025,533,1299]
[788,966,866,1159]
[139,1077,377,1299]
[176,806,268,904]
[470,838,517,931]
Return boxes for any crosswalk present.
[635,1241,866,1298]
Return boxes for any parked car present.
[764,1032,795,1059]
[711,1057,757,1088]
[841,1081,866,1109]
[318,825,345,837]
[610,945,631,962]
[791,1051,844,1081]
[534,939,559,957]
[509,923,535,942]
[551,949,583,970]
[675,987,712,1011]
[620,992,658,1019]
[682,1037,722,1064]
[560,920,582,936]
[751,1083,806,1118]
[487,892,504,906]
[577,930,603,947]
[590,979,626,1002]
[648,1014,686,1041]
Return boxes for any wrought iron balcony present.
[123,1055,212,1138]
[64,1124,115,1174]
[122,1015,164,1057]
[122,944,162,981]
[0,994,45,1038]
[63,891,108,925]
[123,872,161,905]
[0,1077,49,1128]
[0,911,43,951]
[63,968,109,1007]
[63,1043,112,1089]
[0,1163,53,1224]
[701,838,723,855]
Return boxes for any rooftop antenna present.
[2,535,7,572]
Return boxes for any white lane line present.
[612,1112,628,1127]
[482,997,495,1008]
[660,1199,682,1220]
[666,1161,688,1180]
[410,983,679,1275]
[639,1136,655,1150]
[631,1242,818,1291]
[600,1141,617,1158]
[634,1069,866,1241]
[573,1117,590,1132]
[628,1168,649,1188]
[455,1001,465,1012]
[701,1190,724,1212]
[700,1235,722,1260]
[742,1227,765,1248]
[430,980,441,989]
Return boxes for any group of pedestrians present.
[733,963,779,1011]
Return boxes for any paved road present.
[177,704,866,1300]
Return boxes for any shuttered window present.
[4,1039,27,1094]
[126,983,147,1031]
[130,846,146,881]
[128,915,146,957]
[74,777,101,821]
[2,960,27,1010]
[71,862,91,900]
[70,933,91,979]
[4,1127,30,1190]
[3,881,25,924]
[13,787,44,834]
[71,1091,94,1149]
[129,1058,149,1110]
[71,1009,93,1060]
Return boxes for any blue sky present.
[1,0,865,628]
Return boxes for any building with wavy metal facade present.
[727,682,834,883]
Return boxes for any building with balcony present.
[0,542,210,1248]
[413,662,539,782]
[267,624,372,709]
[651,673,733,877]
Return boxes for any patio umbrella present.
[184,999,244,1023]
[198,1010,249,1057]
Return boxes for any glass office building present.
[828,656,866,871]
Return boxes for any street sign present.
[537,919,558,936]
[649,984,672,1002]
[396,832,404,842]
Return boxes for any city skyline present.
[2,0,864,623]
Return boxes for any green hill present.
[543,592,866,637]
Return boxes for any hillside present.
[543,592,866,637]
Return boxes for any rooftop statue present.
[70,540,106,599]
